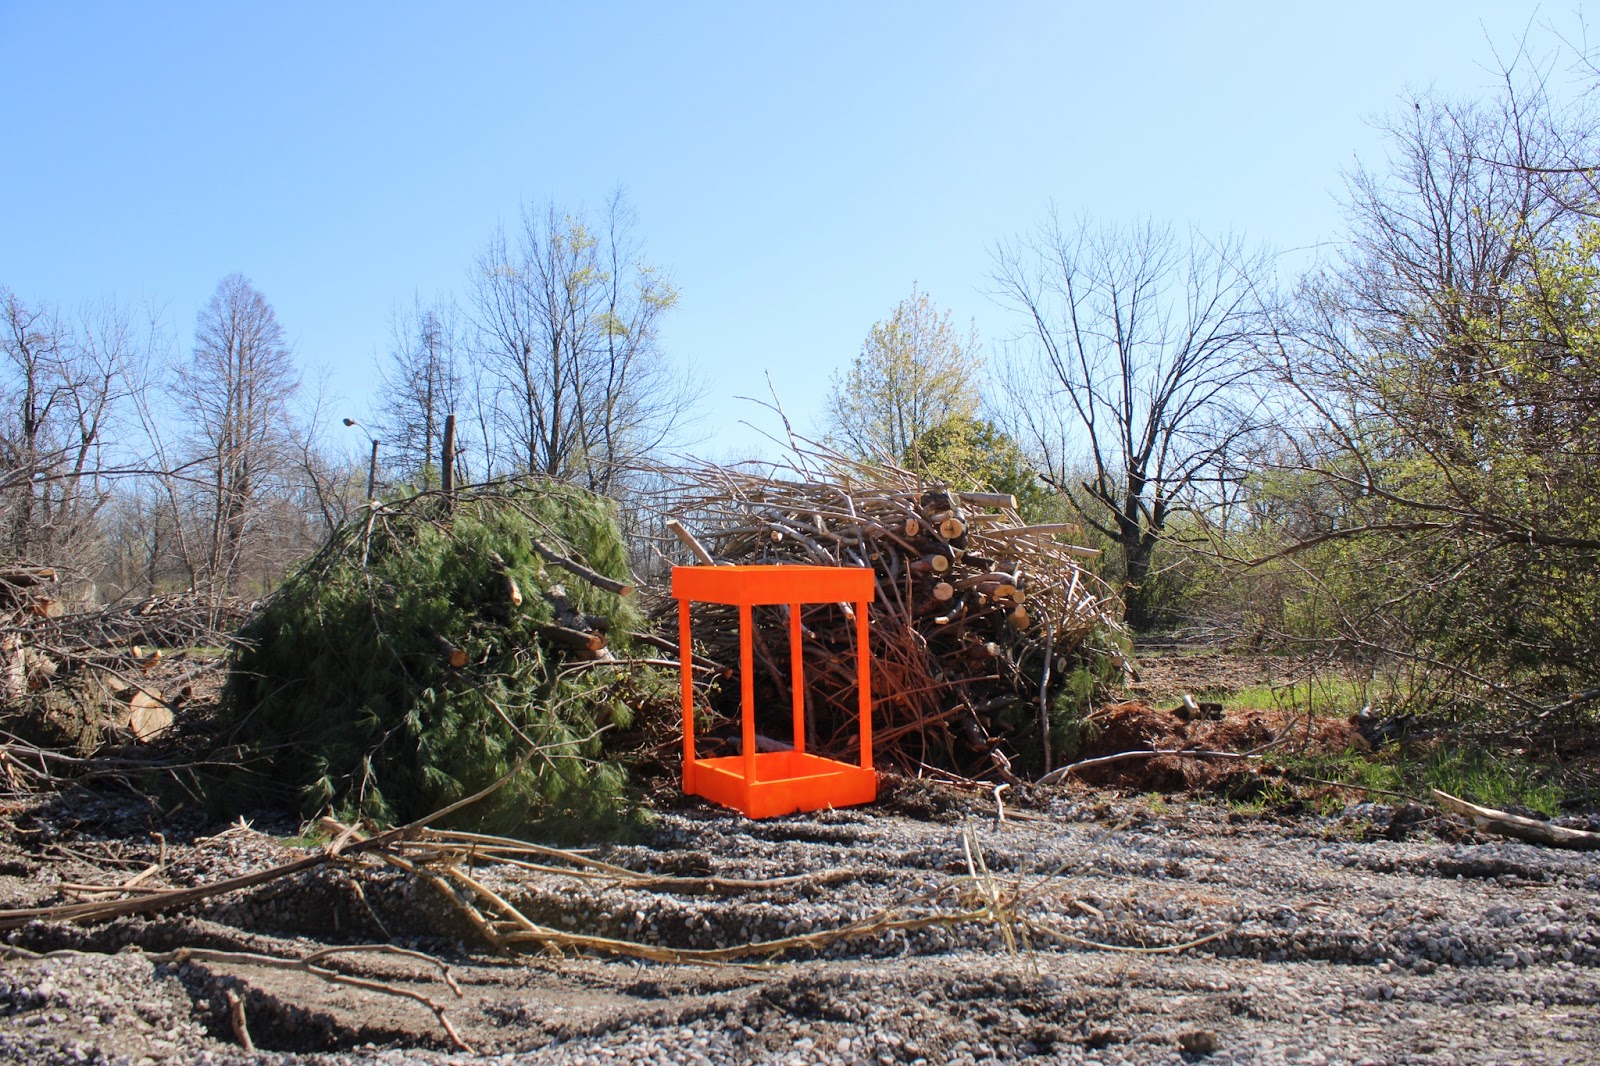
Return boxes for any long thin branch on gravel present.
[0,943,472,1053]
[1036,748,1260,786]
[2,758,1231,972]
[0,752,539,930]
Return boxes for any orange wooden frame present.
[673,565,877,818]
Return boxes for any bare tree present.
[1,289,145,578]
[991,218,1265,629]
[1248,80,1600,709]
[375,295,464,489]
[178,274,301,598]
[468,192,695,493]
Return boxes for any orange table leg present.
[788,601,805,754]
[679,598,696,792]
[856,596,872,771]
[739,602,756,784]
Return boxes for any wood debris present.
[642,451,1127,777]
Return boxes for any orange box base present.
[686,751,877,819]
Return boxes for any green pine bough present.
[222,482,668,838]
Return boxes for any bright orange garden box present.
[672,565,877,818]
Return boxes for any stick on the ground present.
[1037,748,1259,786]
[1431,789,1600,851]
[224,989,254,1052]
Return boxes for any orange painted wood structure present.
[673,565,877,818]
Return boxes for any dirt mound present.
[1072,700,1366,792]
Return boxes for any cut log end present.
[123,688,174,743]
[429,633,470,669]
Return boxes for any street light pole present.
[366,437,380,501]
[342,418,381,502]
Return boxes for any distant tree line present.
[818,41,1599,723]
[0,193,696,604]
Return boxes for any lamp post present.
[342,418,380,502]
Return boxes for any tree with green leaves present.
[823,285,982,470]
[468,193,693,495]
[1253,77,1600,719]
[906,415,1058,521]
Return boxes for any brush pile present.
[223,482,675,837]
[1,569,235,761]
[647,453,1130,779]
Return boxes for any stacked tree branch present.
[1,570,244,772]
[643,451,1128,778]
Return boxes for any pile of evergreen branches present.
[223,482,667,835]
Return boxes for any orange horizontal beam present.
[671,564,875,606]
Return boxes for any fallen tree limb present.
[1,944,470,1053]
[525,534,635,597]
[1037,749,1260,787]
[1431,789,1600,851]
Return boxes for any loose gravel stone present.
[1,788,1596,1063]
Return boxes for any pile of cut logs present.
[0,571,237,758]
[1,567,65,707]
[650,453,1128,778]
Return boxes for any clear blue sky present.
[0,1,1568,462]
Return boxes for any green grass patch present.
[1275,746,1566,816]
[1202,676,1371,716]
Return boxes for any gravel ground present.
[1,783,1597,1065]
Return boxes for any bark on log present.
[537,625,606,653]
[665,518,717,566]
[954,571,1019,590]
[1432,789,1600,850]
[955,492,1018,509]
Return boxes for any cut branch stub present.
[429,633,469,669]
